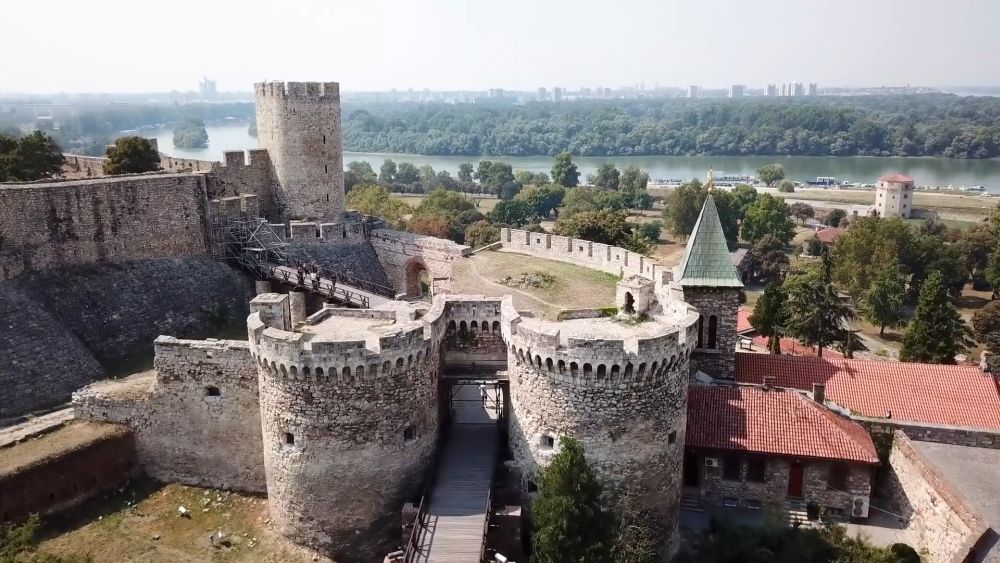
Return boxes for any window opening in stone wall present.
[747,499,762,510]
[623,292,635,314]
[540,434,555,449]
[708,315,718,349]
[322,134,326,144]
[205,386,221,397]
[527,480,538,493]
[746,458,766,482]
[697,316,704,348]
[828,463,849,491]
[723,497,738,508]
[404,425,418,443]
[325,165,328,174]
[668,430,677,444]
[722,455,741,481]
[284,432,295,446]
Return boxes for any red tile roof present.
[687,385,880,464]
[736,307,753,334]
[735,353,1000,429]
[749,336,844,359]
[878,173,914,183]
[816,227,847,244]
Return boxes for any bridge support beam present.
[289,291,307,326]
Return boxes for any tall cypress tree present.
[532,437,614,563]
[901,270,973,364]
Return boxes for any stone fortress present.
[3,80,998,563]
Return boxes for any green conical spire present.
[676,195,743,288]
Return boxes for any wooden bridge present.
[267,264,393,309]
[405,385,500,563]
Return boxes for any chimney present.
[980,351,992,373]
[762,376,777,389]
[812,383,825,404]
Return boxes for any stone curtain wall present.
[0,422,138,525]
[0,283,105,418]
[60,155,107,179]
[73,337,266,492]
[249,305,438,561]
[204,150,281,220]
[499,227,671,285]
[369,229,471,295]
[12,257,252,368]
[255,82,344,220]
[690,452,872,515]
[0,174,209,280]
[858,417,1000,450]
[883,433,987,563]
[287,240,391,288]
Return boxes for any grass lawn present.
[773,188,996,223]
[451,250,618,319]
[36,479,331,563]
[391,194,500,213]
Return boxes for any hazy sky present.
[3,0,998,93]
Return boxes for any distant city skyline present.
[4,0,1000,94]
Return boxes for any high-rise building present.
[688,85,701,98]
[793,82,805,96]
[537,87,547,102]
[553,87,562,102]
[729,85,745,98]
[765,84,778,96]
[807,82,819,96]
[199,76,217,98]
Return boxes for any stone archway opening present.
[404,258,431,299]
[623,292,635,314]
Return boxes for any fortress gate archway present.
[404,258,431,298]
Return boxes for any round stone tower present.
[254,81,344,220]
[504,303,698,558]
[248,294,437,560]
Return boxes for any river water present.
[151,122,1000,192]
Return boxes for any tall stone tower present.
[254,81,344,219]
[675,193,743,378]
[874,173,915,219]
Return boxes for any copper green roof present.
[676,195,744,288]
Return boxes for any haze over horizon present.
[3,0,999,94]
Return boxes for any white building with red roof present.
[875,173,916,219]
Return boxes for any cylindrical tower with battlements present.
[503,303,699,558]
[254,81,344,220]
[248,295,437,561]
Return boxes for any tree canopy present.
[741,194,796,245]
[860,261,907,337]
[531,437,615,563]
[171,118,208,149]
[102,136,159,175]
[901,270,973,363]
[345,185,412,229]
[551,151,580,187]
[0,131,64,181]
[750,282,788,354]
[782,256,854,357]
[757,163,786,186]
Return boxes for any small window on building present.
[404,425,418,443]
[527,480,538,493]
[540,434,555,449]
[668,431,677,444]
[205,385,221,397]
[828,463,849,491]
[723,497,738,508]
[284,432,295,446]
[746,458,766,483]
[747,499,762,510]
[708,315,718,349]
[722,455,741,481]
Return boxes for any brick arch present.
[404,257,430,298]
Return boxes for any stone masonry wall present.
[683,287,740,379]
[883,433,987,563]
[506,335,693,558]
[690,450,872,516]
[369,228,471,296]
[287,240,391,288]
[858,417,1000,450]
[0,282,105,418]
[252,326,438,561]
[74,337,265,492]
[499,227,671,286]
[255,82,344,220]
[12,256,252,368]
[0,173,209,280]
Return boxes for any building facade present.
[874,173,916,218]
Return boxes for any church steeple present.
[676,194,743,288]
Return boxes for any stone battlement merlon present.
[253,81,340,100]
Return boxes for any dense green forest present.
[341,95,1000,158]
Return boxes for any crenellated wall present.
[248,300,438,560]
[499,227,671,287]
[502,298,699,558]
[73,336,265,492]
